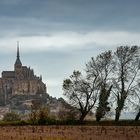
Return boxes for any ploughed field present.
[0,126,140,140]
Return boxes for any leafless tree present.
[63,70,99,121]
[112,46,140,121]
[127,81,140,121]
[86,51,114,121]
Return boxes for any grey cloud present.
[0,0,140,37]
[0,0,140,97]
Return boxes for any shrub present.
[29,106,49,125]
[3,112,21,122]
[37,107,49,125]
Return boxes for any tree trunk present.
[79,112,87,122]
[96,109,103,122]
[135,110,140,121]
[96,116,101,122]
[115,108,121,122]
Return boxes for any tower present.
[14,42,23,79]
[14,42,22,69]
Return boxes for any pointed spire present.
[15,41,22,67]
[17,41,20,58]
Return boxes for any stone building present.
[0,45,46,105]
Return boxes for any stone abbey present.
[0,44,46,105]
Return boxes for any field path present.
[0,126,139,140]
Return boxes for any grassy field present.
[0,125,139,140]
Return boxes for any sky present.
[0,0,140,98]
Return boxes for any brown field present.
[0,125,139,140]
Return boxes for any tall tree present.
[63,70,99,121]
[128,80,140,121]
[86,51,114,121]
[113,46,140,121]
[134,83,140,121]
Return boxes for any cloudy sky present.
[0,0,140,98]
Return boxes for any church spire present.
[15,42,22,67]
[17,41,20,59]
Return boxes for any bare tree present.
[113,46,140,121]
[128,81,140,121]
[134,83,140,121]
[63,70,99,121]
[86,51,114,121]
[29,100,41,124]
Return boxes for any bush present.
[29,107,49,125]
[3,112,21,122]
[37,107,49,125]
[29,111,38,124]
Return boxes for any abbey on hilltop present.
[0,43,46,105]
